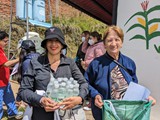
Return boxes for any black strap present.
[112,59,132,76]
[105,53,132,76]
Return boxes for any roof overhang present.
[62,0,118,25]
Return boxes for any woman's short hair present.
[90,31,101,41]
[0,31,9,40]
[103,25,124,43]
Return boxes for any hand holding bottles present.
[58,96,83,110]
[40,97,60,112]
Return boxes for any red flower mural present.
[141,0,149,11]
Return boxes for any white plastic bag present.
[22,90,45,120]
[22,106,33,120]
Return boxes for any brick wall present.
[0,0,81,20]
[0,0,16,19]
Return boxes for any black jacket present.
[19,54,88,120]
[75,43,85,74]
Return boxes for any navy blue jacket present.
[16,52,40,102]
[22,52,40,75]
[84,52,138,120]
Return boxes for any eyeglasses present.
[3,39,9,43]
[3,38,9,43]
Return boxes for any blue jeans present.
[0,83,18,119]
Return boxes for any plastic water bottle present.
[50,77,55,83]
[57,78,62,83]
[67,80,72,85]
[73,80,78,85]
[74,83,79,88]
[67,84,74,97]
[50,83,59,101]
[46,77,80,101]
[53,81,59,86]
[73,88,79,96]
[63,77,68,82]
[73,83,79,96]
[46,82,53,97]
[58,82,66,101]
[69,77,74,83]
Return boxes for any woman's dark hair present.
[0,31,9,40]
[82,31,90,36]
[17,45,36,83]
[90,31,101,41]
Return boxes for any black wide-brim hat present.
[41,27,67,49]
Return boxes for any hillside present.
[0,0,107,58]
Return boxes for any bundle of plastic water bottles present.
[46,77,79,102]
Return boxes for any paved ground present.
[8,80,94,120]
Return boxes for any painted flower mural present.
[124,0,160,54]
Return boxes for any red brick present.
[0,0,81,20]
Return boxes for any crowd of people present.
[0,25,156,120]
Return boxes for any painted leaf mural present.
[137,17,146,27]
[149,24,158,34]
[124,0,160,54]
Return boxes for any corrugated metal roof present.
[62,0,114,25]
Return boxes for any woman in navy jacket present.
[84,25,156,120]
[17,40,40,83]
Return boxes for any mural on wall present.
[124,0,160,54]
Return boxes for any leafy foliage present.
[154,44,160,53]
[0,14,107,58]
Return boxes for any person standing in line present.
[80,31,106,111]
[17,40,40,84]
[84,25,156,120]
[0,31,23,119]
[18,27,88,120]
[81,31,106,71]
[16,40,40,103]
[75,31,90,75]
[15,40,40,120]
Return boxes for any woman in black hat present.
[18,27,88,120]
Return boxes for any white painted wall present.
[116,0,160,119]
